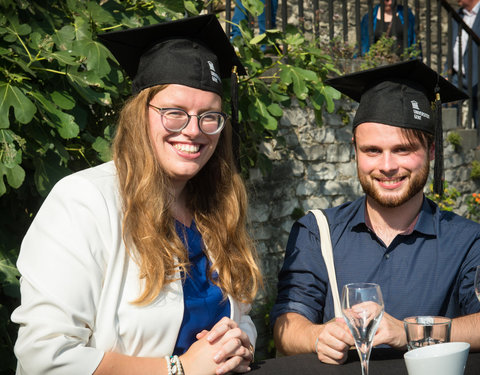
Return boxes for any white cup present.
[404,342,470,375]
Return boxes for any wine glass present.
[341,283,384,375]
[475,265,480,302]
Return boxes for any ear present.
[352,136,358,161]
[429,142,435,161]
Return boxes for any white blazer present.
[12,162,257,375]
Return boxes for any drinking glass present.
[403,316,451,350]
[342,283,384,375]
[475,265,480,302]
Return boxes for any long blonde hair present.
[113,85,262,305]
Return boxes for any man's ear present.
[429,142,435,161]
[352,137,358,161]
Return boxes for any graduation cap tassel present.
[231,66,241,171]
[433,86,444,197]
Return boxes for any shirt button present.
[385,253,390,259]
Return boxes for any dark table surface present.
[249,349,480,375]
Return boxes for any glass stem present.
[357,344,372,375]
[360,353,369,375]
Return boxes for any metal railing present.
[215,0,480,131]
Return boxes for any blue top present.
[360,4,417,56]
[271,196,480,327]
[173,221,231,355]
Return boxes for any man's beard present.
[358,162,430,208]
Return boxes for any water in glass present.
[342,283,384,375]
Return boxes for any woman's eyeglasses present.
[149,105,227,135]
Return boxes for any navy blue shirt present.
[271,196,480,326]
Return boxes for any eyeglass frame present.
[148,104,227,135]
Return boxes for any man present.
[271,59,480,365]
[451,0,480,127]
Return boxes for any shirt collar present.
[351,195,436,236]
[463,2,480,16]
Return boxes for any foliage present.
[426,182,460,211]
[447,131,462,152]
[318,36,358,74]
[466,193,480,222]
[360,35,422,69]
[230,20,340,174]
[471,160,480,180]
[0,0,340,370]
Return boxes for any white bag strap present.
[309,209,342,318]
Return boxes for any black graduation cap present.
[326,59,468,196]
[97,14,246,96]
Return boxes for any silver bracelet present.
[314,337,320,354]
[165,355,184,375]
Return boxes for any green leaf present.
[51,91,75,110]
[0,256,20,296]
[250,34,267,45]
[92,136,112,162]
[50,50,78,66]
[241,0,264,16]
[184,1,200,15]
[0,82,36,128]
[5,163,25,189]
[73,15,91,41]
[86,1,116,24]
[253,98,277,130]
[30,91,79,139]
[0,138,22,169]
[322,85,341,113]
[267,102,283,117]
[4,14,31,37]
[279,68,293,85]
[314,108,324,126]
[68,77,110,105]
[67,67,104,88]
[292,66,318,82]
[288,66,308,100]
[52,25,75,51]
[76,39,111,76]
[159,0,186,13]
[311,91,325,110]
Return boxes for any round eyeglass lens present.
[161,109,188,131]
[200,113,225,134]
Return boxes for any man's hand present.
[315,318,355,364]
[372,312,407,349]
[274,313,354,365]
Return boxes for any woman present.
[360,0,417,56]
[12,14,262,375]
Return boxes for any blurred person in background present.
[360,0,417,56]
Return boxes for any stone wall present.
[248,97,480,358]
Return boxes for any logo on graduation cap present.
[411,100,430,121]
[208,61,221,84]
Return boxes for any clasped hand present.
[181,317,253,375]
